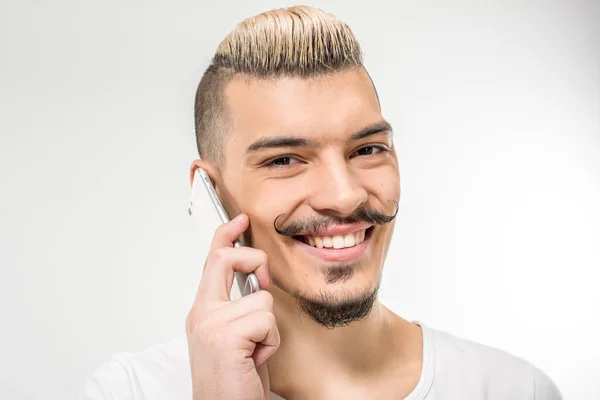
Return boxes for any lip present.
[294,227,372,262]
[302,222,373,237]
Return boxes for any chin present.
[292,274,382,329]
[300,262,381,300]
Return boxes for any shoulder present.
[531,364,563,400]
[423,325,562,399]
[80,336,191,400]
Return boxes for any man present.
[83,5,562,399]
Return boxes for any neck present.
[266,284,418,396]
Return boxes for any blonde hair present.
[194,5,364,166]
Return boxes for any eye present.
[264,156,300,168]
[351,145,388,158]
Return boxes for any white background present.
[0,0,598,399]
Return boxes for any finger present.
[196,246,272,304]
[229,310,280,367]
[207,290,274,325]
[209,213,249,251]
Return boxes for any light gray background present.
[1,0,599,399]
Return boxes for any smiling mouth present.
[293,226,374,249]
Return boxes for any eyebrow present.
[246,137,316,154]
[350,121,393,141]
[245,120,393,154]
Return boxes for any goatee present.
[291,280,381,329]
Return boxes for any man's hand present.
[185,214,280,400]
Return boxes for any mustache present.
[274,200,399,237]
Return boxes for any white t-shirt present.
[80,322,562,399]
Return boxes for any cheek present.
[360,166,399,261]
[380,219,396,260]
[360,165,400,204]
[243,178,305,220]
[241,180,298,247]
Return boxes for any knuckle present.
[257,311,275,325]
[255,249,269,265]
[208,247,228,265]
[261,310,277,326]
[185,312,202,336]
[185,313,194,335]
[254,290,274,310]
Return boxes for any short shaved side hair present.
[193,5,364,167]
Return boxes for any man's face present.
[218,67,400,324]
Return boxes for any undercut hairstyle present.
[193,5,364,167]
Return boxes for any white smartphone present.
[189,168,260,297]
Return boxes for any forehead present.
[223,68,382,149]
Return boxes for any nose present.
[308,157,369,217]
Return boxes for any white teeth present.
[344,233,355,247]
[303,229,367,249]
[332,235,345,249]
[314,236,323,248]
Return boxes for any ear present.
[189,159,241,221]
[189,159,222,189]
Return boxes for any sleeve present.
[532,365,563,400]
[79,358,135,400]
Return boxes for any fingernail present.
[233,214,244,222]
